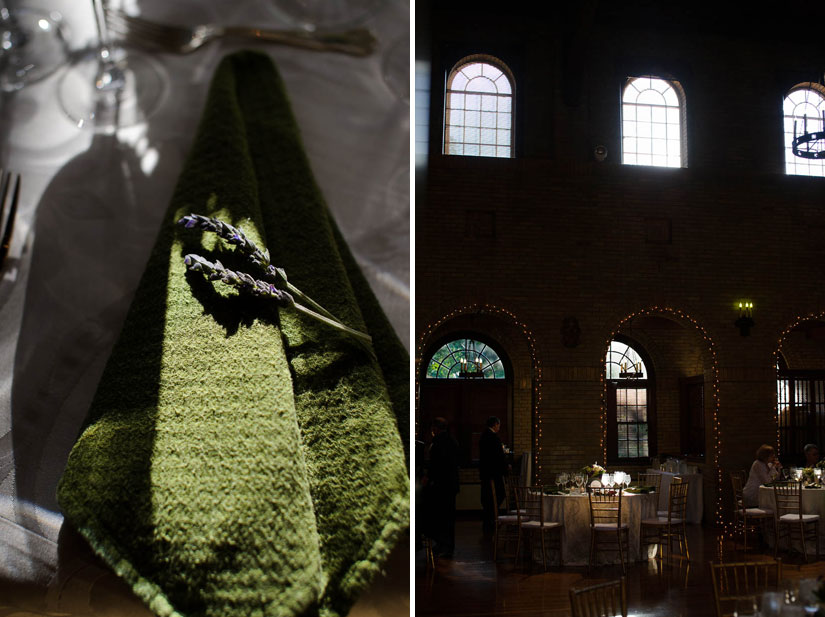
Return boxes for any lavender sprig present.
[178,214,339,324]
[183,254,373,347]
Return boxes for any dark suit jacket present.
[479,428,505,481]
[428,431,460,494]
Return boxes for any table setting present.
[540,470,658,565]
[0,0,409,615]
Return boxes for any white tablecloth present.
[647,469,704,524]
[0,0,409,612]
[541,491,658,565]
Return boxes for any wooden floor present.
[415,515,825,617]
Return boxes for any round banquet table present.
[646,469,704,524]
[758,485,825,553]
[541,491,658,565]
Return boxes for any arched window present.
[622,76,685,168]
[426,337,506,379]
[444,55,514,158]
[783,84,825,177]
[606,340,656,461]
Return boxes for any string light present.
[416,303,543,483]
[602,306,722,527]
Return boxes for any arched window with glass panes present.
[783,83,825,177]
[426,337,506,379]
[622,76,686,168]
[606,339,656,462]
[443,55,514,158]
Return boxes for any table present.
[541,491,658,565]
[0,0,409,613]
[647,469,704,524]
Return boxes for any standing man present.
[479,415,506,535]
[427,417,460,557]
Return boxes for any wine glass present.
[57,0,166,132]
[0,3,67,91]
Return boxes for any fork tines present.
[0,169,20,268]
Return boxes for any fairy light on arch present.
[602,306,722,526]
[773,310,825,458]
[416,303,544,483]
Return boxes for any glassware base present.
[57,46,167,132]
[0,8,68,92]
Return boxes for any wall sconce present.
[735,301,754,336]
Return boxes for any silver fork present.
[104,9,377,57]
[0,170,20,269]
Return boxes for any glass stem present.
[92,0,124,92]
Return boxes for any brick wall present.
[416,3,825,523]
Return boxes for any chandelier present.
[792,111,825,159]
[459,339,485,378]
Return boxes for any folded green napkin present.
[57,51,409,617]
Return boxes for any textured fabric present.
[57,51,409,617]
[541,493,656,565]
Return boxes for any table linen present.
[541,491,657,565]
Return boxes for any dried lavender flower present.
[183,254,294,306]
[183,253,373,347]
[178,213,341,325]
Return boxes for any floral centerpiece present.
[817,459,825,471]
[802,467,818,485]
[581,462,606,482]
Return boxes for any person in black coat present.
[426,417,460,557]
[479,415,506,535]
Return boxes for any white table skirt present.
[758,485,825,545]
[647,469,704,524]
[541,492,658,566]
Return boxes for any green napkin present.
[57,51,409,617]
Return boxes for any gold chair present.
[587,486,629,574]
[569,576,627,617]
[636,471,662,494]
[730,470,772,553]
[641,476,690,561]
[514,485,563,570]
[503,469,526,516]
[492,479,520,561]
[772,480,820,562]
[709,559,782,617]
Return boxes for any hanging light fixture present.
[459,339,485,378]
[792,75,825,160]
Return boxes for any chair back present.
[730,471,746,514]
[636,472,662,494]
[503,469,521,513]
[569,577,627,617]
[491,479,501,519]
[773,481,803,519]
[515,485,542,523]
[588,486,623,527]
[667,477,689,521]
[710,559,782,617]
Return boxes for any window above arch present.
[444,55,514,158]
[622,76,685,168]
[783,84,825,177]
[425,337,506,379]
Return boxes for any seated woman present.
[743,444,783,507]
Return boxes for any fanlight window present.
[444,56,514,158]
[606,341,647,380]
[606,341,650,459]
[783,84,825,177]
[622,76,685,168]
[426,338,506,379]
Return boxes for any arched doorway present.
[776,318,825,465]
[419,334,512,466]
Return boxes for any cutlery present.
[0,170,20,269]
[104,9,377,57]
